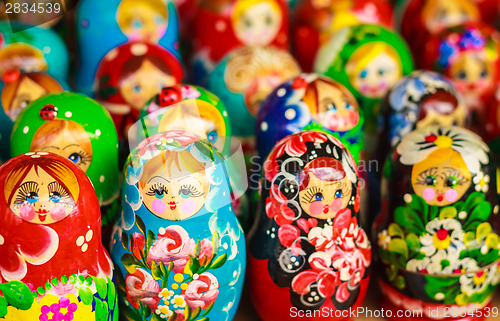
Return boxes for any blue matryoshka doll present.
[75,0,181,96]
[111,130,245,321]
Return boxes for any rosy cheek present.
[181,200,196,214]
[349,112,359,126]
[445,189,458,202]
[329,198,344,214]
[308,201,324,216]
[20,204,36,221]
[422,187,436,201]
[50,205,67,221]
[151,199,165,213]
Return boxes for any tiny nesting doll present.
[374,125,500,320]
[249,131,371,321]
[111,130,245,321]
[396,0,481,66]
[421,23,500,135]
[10,92,121,236]
[379,70,467,163]
[76,0,181,95]
[191,0,289,84]
[0,152,116,320]
[207,46,301,159]
[94,41,184,142]
[0,70,64,164]
[293,0,394,72]
[314,24,414,158]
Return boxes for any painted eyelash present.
[48,182,71,199]
[416,167,438,185]
[442,168,468,185]
[13,181,39,205]
[179,184,203,197]
[145,183,168,196]
[77,151,92,165]
[302,186,321,203]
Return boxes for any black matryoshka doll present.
[248,130,371,321]
[0,152,116,320]
[374,125,500,320]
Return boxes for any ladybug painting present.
[155,86,183,107]
[39,104,58,120]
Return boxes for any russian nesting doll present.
[191,0,289,85]
[374,125,500,320]
[0,152,116,320]
[314,24,414,158]
[111,130,245,321]
[379,70,467,163]
[207,46,301,159]
[94,41,184,142]
[10,92,121,234]
[0,23,69,83]
[0,70,64,164]
[396,0,481,66]
[248,130,371,321]
[293,0,394,72]
[421,23,500,135]
[75,0,181,95]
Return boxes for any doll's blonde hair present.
[411,148,471,185]
[117,0,168,30]
[231,0,281,27]
[421,0,479,25]
[346,42,401,77]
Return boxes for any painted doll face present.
[118,3,168,42]
[34,124,93,173]
[6,77,47,121]
[417,92,466,128]
[233,1,282,46]
[315,81,360,132]
[350,51,402,99]
[140,161,211,220]
[120,59,176,111]
[412,157,471,206]
[450,52,492,99]
[9,167,75,224]
[244,73,283,116]
[299,171,352,219]
[424,0,476,34]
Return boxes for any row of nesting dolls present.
[3,0,500,157]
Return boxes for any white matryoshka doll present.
[111,130,245,321]
[0,152,116,320]
[374,125,500,320]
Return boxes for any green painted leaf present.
[136,215,146,235]
[121,303,142,320]
[210,253,227,269]
[108,278,116,310]
[151,261,163,281]
[387,239,409,260]
[121,253,141,274]
[393,275,405,290]
[94,277,107,298]
[146,230,157,258]
[0,281,34,310]
[455,293,470,306]
[165,312,176,321]
[388,223,404,238]
[195,240,201,258]
[212,232,220,258]
[121,232,129,251]
[201,302,214,317]
[394,206,425,235]
[439,207,457,220]
[159,261,168,277]
[385,265,397,281]
[113,304,119,321]
[184,256,194,276]
[405,233,420,252]
[190,307,201,320]
[486,233,499,249]
[184,305,192,320]
[476,223,493,243]
[95,299,109,321]
[78,287,93,305]
[0,296,8,318]
[464,232,476,248]
[466,202,492,231]
[464,192,485,212]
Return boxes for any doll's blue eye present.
[50,192,61,203]
[360,70,368,79]
[134,85,141,93]
[328,103,337,112]
[345,103,353,110]
[68,153,81,164]
[207,130,218,143]
[132,19,143,28]
[180,188,191,199]
[458,71,466,79]
[314,193,323,201]
[154,189,165,198]
[27,192,38,203]
[480,70,487,78]
[378,69,385,75]
[334,189,343,198]
[155,15,163,24]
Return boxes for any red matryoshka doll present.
[248,130,371,321]
[0,152,116,320]
[191,0,289,84]
[396,0,481,66]
[293,0,394,72]
[374,125,500,321]
[422,23,500,135]
[94,41,184,141]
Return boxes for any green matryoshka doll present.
[314,24,414,158]
[10,92,121,233]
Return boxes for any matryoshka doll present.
[111,130,245,321]
[76,0,181,95]
[191,0,289,84]
[207,46,301,159]
[422,23,500,135]
[374,125,500,320]
[10,92,120,237]
[314,24,414,158]
[379,70,468,164]
[0,152,116,320]
[94,41,184,142]
[396,0,481,67]
[248,130,371,321]
[293,0,394,72]
[0,70,64,164]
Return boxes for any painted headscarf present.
[111,130,245,321]
[10,92,120,211]
[256,73,364,164]
[250,130,370,310]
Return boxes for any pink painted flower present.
[132,232,145,260]
[265,184,297,226]
[184,272,219,309]
[148,226,196,274]
[174,310,186,321]
[278,224,300,247]
[198,239,213,266]
[180,85,201,99]
[125,268,161,310]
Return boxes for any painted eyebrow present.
[147,176,170,184]
[41,146,61,150]
[63,144,81,150]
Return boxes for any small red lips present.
[168,201,178,211]
[437,194,444,203]
[323,207,329,214]
[37,210,48,222]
